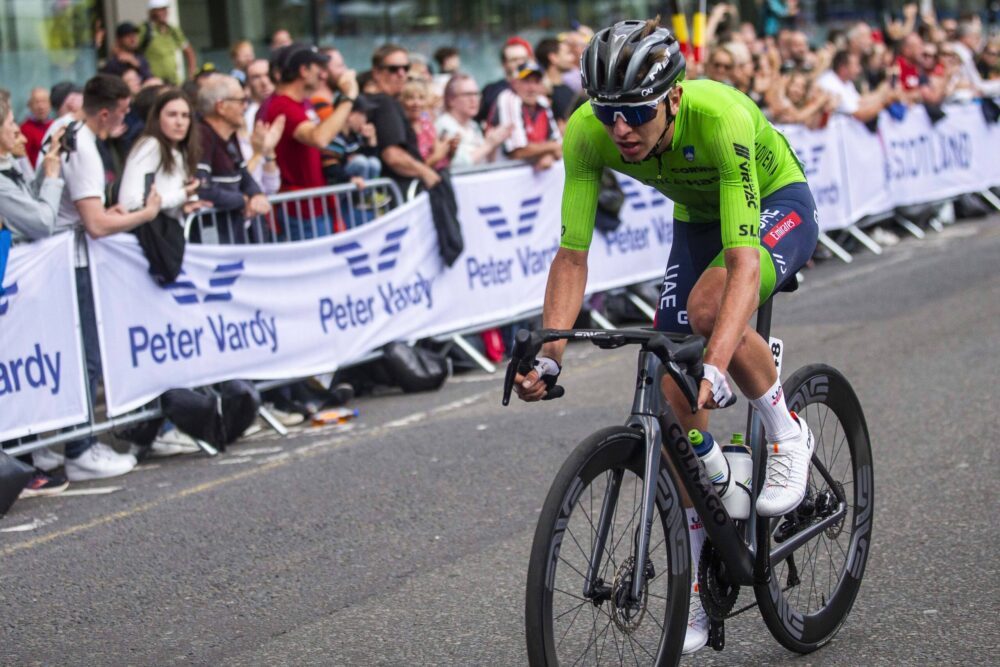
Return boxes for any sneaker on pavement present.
[263,403,306,426]
[64,443,137,482]
[32,447,65,472]
[756,413,816,518]
[149,429,201,458]
[682,582,709,654]
[19,469,70,499]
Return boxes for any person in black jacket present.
[194,73,272,243]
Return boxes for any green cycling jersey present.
[560,79,805,252]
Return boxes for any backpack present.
[380,342,449,393]
[161,380,261,451]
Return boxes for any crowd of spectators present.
[2,0,999,498]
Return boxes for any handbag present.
[0,450,34,517]
[132,212,186,285]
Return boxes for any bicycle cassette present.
[698,541,740,621]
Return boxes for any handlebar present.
[501,328,712,413]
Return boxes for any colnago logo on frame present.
[163,261,245,305]
[478,196,542,240]
[331,227,409,277]
[0,281,18,316]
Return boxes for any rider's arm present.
[539,109,603,362]
[703,104,763,372]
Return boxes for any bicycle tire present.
[525,425,690,666]
[754,364,874,653]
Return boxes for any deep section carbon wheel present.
[754,364,874,653]
[525,426,690,666]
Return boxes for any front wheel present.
[754,364,874,653]
[525,426,690,666]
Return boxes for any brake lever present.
[502,329,566,405]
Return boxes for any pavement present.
[1,215,997,666]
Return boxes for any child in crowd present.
[323,96,380,187]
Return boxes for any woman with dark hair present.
[119,87,209,220]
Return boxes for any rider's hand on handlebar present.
[515,356,561,402]
[698,363,734,410]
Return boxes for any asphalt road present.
[2,216,998,667]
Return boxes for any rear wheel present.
[525,426,690,666]
[754,364,874,653]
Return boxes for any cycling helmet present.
[581,19,686,104]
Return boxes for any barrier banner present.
[879,104,998,206]
[0,234,89,441]
[90,168,676,415]
[779,117,851,232]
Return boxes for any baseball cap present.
[116,21,140,38]
[515,61,544,80]
[50,81,83,111]
[148,0,170,9]
[277,43,330,79]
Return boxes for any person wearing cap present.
[102,21,152,81]
[261,43,359,238]
[477,37,533,124]
[139,0,196,84]
[488,61,562,170]
[19,87,53,168]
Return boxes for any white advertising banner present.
[0,234,89,441]
[778,117,851,232]
[879,103,999,206]
[89,167,676,415]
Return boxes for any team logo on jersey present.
[683,145,695,162]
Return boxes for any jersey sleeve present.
[705,103,761,249]
[559,108,605,251]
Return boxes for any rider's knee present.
[687,301,718,336]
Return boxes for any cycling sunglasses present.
[590,91,669,127]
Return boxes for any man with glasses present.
[514,19,818,655]
[369,43,441,191]
[195,74,271,243]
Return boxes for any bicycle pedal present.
[708,619,725,651]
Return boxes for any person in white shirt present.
[119,87,209,222]
[435,73,511,168]
[816,50,892,123]
[950,16,1000,98]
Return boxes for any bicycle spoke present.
[553,587,592,606]
[556,596,589,651]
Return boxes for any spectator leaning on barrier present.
[194,74,272,243]
[816,50,892,123]
[263,43,358,238]
[490,61,562,171]
[477,37,532,124]
[42,74,163,482]
[951,15,1000,98]
[119,87,207,225]
[535,37,577,126]
[325,95,380,186]
[19,87,52,169]
[102,21,152,81]
[369,43,441,191]
[436,72,511,167]
[139,0,196,85]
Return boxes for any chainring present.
[697,541,740,621]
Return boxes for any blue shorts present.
[654,181,819,334]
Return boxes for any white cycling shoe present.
[756,413,816,517]
[682,584,709,654]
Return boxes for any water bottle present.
[688,428,735,498]
[722,433,752,520]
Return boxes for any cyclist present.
[515,18,819,654]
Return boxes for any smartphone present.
[143,173,155,204]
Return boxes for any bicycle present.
[503,291,873,666]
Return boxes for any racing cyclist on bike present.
[515,18,819,653]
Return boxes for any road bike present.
[503,292,873,666]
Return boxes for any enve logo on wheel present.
[332,227,409,277]
[162,261,245,305]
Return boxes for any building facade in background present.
[0,1,994,113]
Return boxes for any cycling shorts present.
[653,181,819,334]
